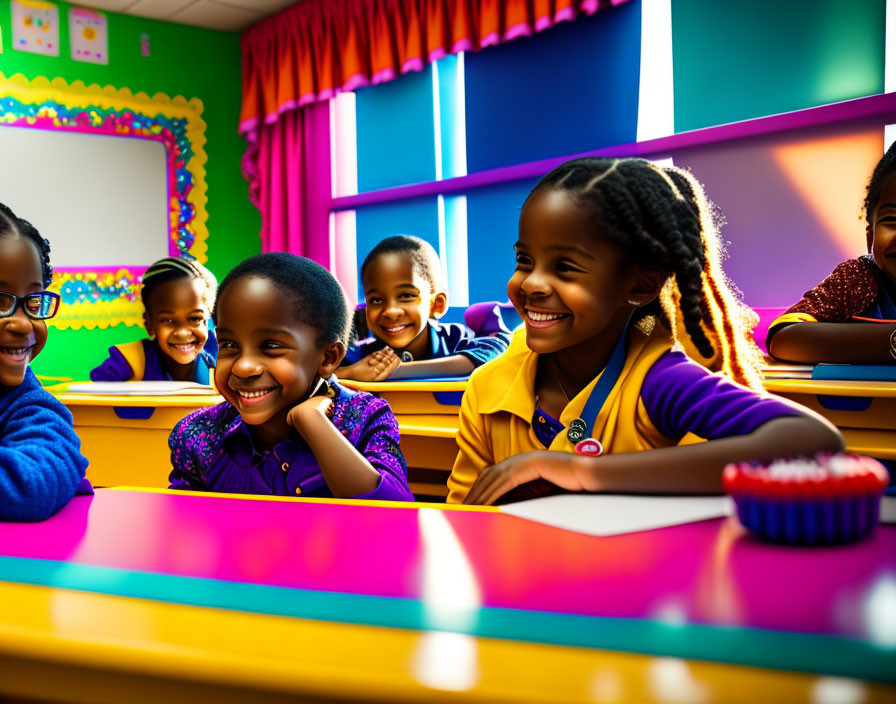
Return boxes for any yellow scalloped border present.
[0,72,209,330]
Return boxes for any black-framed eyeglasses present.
[0,291,61,320]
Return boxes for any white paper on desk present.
[761,364,814,379]
[501,494,733,537]
[66,381,218,396]
[880,496,896,524]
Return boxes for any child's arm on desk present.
[769,322,896,364]
[336,348,400,382]
[0,387,88,520]
[386,355,474,379]
[463,415,844,505]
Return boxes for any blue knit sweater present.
[0,368,90,521]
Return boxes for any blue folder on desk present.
[812,364,896,381]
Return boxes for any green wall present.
[0,0,260,380]
[672,0,885,132]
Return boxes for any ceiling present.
[69,0,300,32]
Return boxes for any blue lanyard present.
[566,321,630,445]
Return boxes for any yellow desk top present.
[398,414,460,438]
[340,378,468,393]
[6,580,880,704]
[764,378,896,397]
[50,391,224,408]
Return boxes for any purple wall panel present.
[672,119,883,307]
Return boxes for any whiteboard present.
[0,125,169,267]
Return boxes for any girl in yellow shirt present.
[448,158,842,505]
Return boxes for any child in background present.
[338,235,510,381]
[0,203,90,520]
[90,257,217,383]
[447,158,843,505]
[168,253,412,501]
[767,142,896,362]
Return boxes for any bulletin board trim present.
[0,72,208,330]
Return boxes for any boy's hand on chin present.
[287,395,333,431]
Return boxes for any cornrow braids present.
[530,157,763,390]
[141,256,218,312]
[864,140,896,229]
[0,202,53,288]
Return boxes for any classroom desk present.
[763,378,896,459]
[0,488,893,703]
[341,379,467,499]
[49,391,223,487]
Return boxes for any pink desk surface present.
[0,488,894,682]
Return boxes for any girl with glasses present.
[0,202,90,521]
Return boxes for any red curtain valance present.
[240,0,630,134]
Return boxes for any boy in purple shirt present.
[169,253,412,501]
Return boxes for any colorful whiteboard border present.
[0,72,208,329]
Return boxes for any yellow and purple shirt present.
[168,379,413,501]
[447,324,802,504]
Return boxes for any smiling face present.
[508,188,653,357]
[870,171,896,286]
[362,251,447,360]
[0,236,48,387]
[144,277,210,368]
[214,276,343,447]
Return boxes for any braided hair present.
[0,202,53,288]
[530,157,763,389]
[141,256,217,312]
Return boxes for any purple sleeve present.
[167,406,221,491]
[348,397,413,502]
[641,351,802,440]
[89,346,134,382]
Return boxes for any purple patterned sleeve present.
[641,351,802,440]
[89,346,134,381]
[168,404,236,491]
[331,393,413,502]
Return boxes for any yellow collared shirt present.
[446,325,676,504]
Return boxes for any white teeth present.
[527,311,564,322]
[238,388,273,399]
[0,347,29,355]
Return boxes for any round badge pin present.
[400,350,414,362]
[567,418,587,443]
[575,438,604,457]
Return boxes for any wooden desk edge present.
[340,380,468,393]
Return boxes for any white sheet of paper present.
[500,494,733,537]
[66,381,218,396]
[880,496,896,524]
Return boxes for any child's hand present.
[463,451,592,505]
[286,395,333,432]
[339,348,401,382]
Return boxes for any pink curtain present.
[243,100,332,263]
